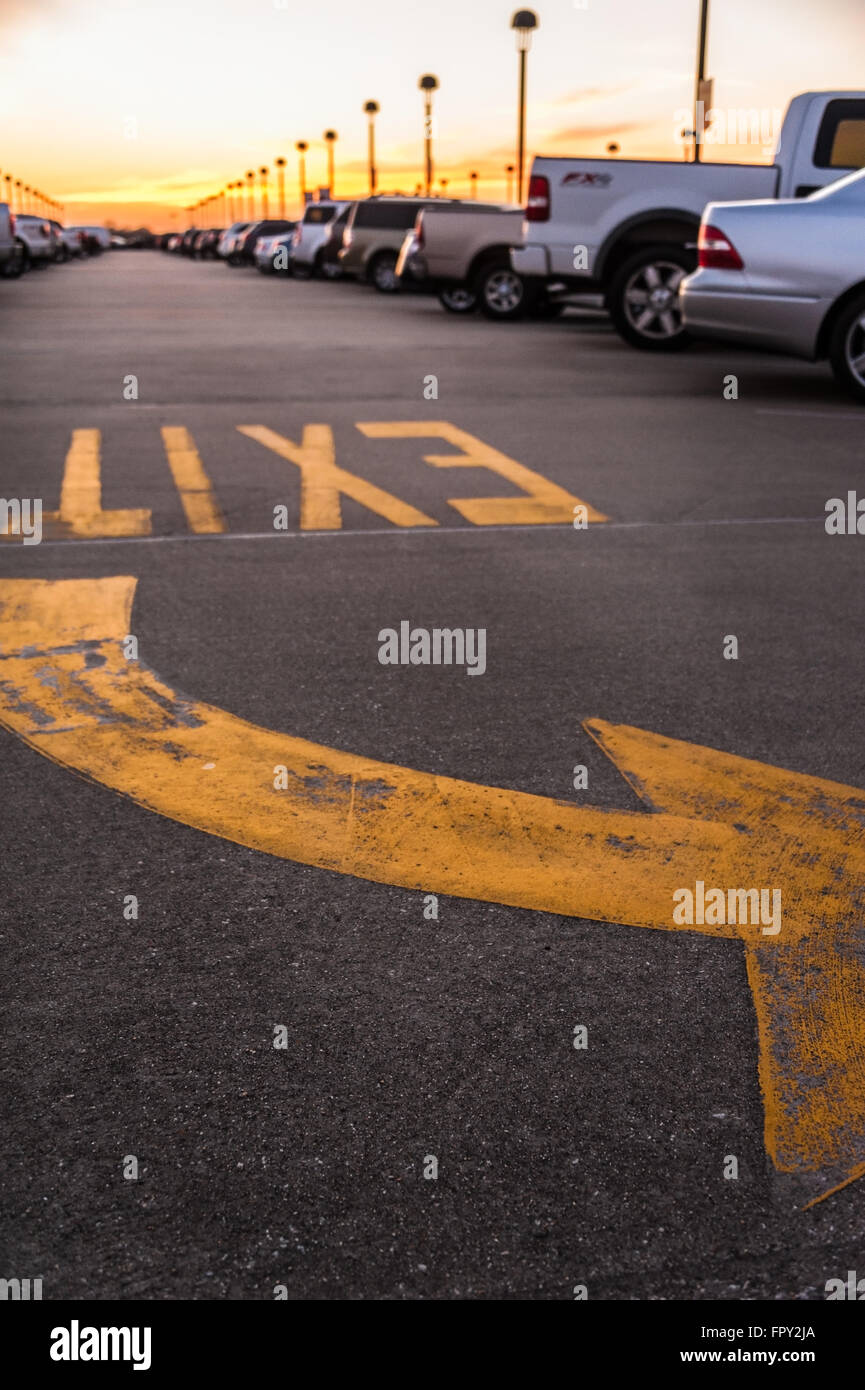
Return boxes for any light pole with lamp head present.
[323,131,337,197]
[363,101,379,194]
[259,166,269,218]
[510,9,539,203]
[418,74,439,196]
[274,158,286,217]
[295,142,308,205]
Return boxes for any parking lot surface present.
[1,253,864,1299]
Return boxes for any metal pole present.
[425,95,435,195]
[368,116,376,193]
[693,0,710,164]
[517,49,527,202]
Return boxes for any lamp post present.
[323,130,337,197]
[274,157,286,218]
[510,9,539,203]
[469,170,478,198]
[692,0,710,163]
[246,170,255,220]
[418,74,439,196]
[259,166,269,218]
[505,163,515,203]
[4,174,12,210]
[363,101,379,194]
[295,141,308,205]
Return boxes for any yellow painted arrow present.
[0,576,863,1206]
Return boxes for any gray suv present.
[339,197,447,292]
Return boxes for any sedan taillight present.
[525,174,550,221]
[698,223,744,270]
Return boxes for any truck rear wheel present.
[438,286,477,314]
[608,244,694,351]
[474,261,527,320]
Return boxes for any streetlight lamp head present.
[275,157,286,168]
[296,140,308,152]
[260,166,268,175]
[246,170,255,179]
[363,100,379,115]
[324,130,337,142]
[419,74,439,91]
[511,8,539,49]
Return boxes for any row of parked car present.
[163,88,865,400]
[0,207,113,276]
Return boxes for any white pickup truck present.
[512,91,865,349]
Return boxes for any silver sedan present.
[680,168,865,401]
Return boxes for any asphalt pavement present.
[1,251,863,1300]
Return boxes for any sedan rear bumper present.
[680,270,826,360]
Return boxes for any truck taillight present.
[698,223,744,270]
[414,217,424,248]
[526,175,550,222]
[9,213,15,233]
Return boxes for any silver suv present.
[14,214,58,267]
[339,197,446,292]
[290,202,350,278]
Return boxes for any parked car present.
[58,225,86,258]
[0,203,24,278]
[165,234,181,252]
[680,167,865,401]
[397,202,535,317]
[290,202,350,278]
[254,227,297,273]
[513,90,865,349]
[227,219,294,266]
[339,196,456,292]
[194,228,223,258]
[316,205,352,279]
[66,225,112,252]
[14,215,57,268]
[217,222,251,258]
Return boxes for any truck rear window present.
[303,207,336,224]
[814,99,865,169]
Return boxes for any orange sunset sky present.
[1,0,863,230]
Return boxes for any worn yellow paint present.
[161,427,226,534]
[356,421,608,525]
[42,430,151,538]
[237,424,437,530]
[0,575,863,1205]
